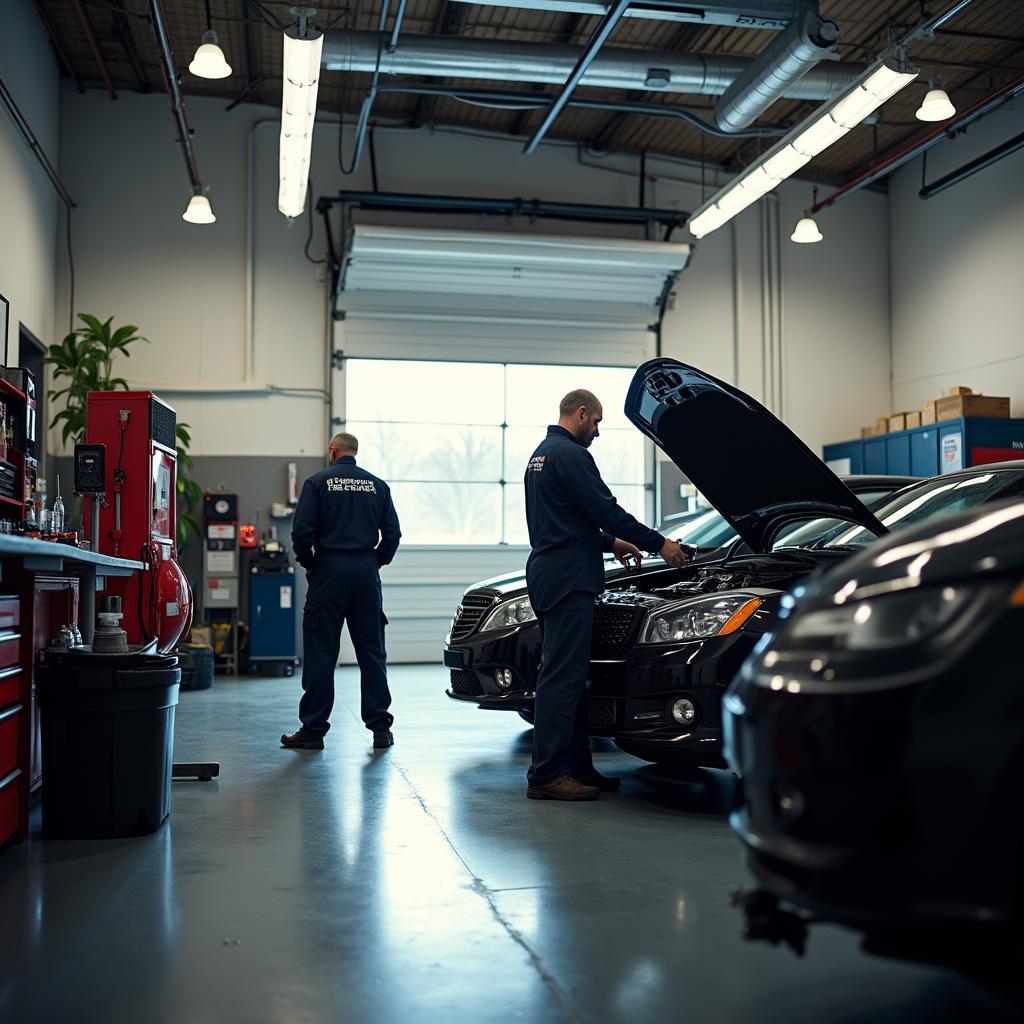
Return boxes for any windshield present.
[771,490,896,551]
[668,509,737,551]
[826,470,1024,549]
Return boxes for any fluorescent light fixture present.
[916,80,956,121]
[189,30,232,79]
[183,191,216,224]
[688,57,918,239]
[278,30,324,218]
[790,216,823,243]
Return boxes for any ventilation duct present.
[447,1,812,31]
[321,30,863,102]
[714,6,841,131]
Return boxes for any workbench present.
[0,537,143,851]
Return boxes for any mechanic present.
[524,389,691,801]
[281,432,402,752]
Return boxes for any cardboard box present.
[942,386,973,397]
[875,415,890,435]
[860,426,874,438]
[905,411,922,429]
[190,625,214,648]
[935,394,1010,422]
[921,400,937,425]
[888,412,913,432]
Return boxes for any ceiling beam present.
[512,12,590,137]
[111,6,151,92]
[31,0,83,94]
[71,0,117,99]
[589,22,704,150]
[410,2,468,127]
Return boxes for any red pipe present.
[812,72,1024,214]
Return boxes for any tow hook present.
[732,888,811,957]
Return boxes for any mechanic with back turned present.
[282,432,402,752]
[524,390,691,802]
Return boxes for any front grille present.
[449,670,483,697]
[587,697,618,729]
[450,591,498,642]
[591,604,638,655]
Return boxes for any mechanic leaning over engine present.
[523,389,691,802]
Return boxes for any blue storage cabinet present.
[824,417,1024,476]
[249,574,297,674]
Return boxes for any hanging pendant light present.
[916,78,956,122]
[183,188,216,224]
[189,2,232,79]
[791,216,823,243]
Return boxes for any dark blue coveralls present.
[525,425,666,785]
[291,456,402,737]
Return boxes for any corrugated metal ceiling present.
[30,1,1024,185]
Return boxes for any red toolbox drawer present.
[0,705,19,780]
[0,598,19,631]
[0,630,20,671]
[0,666,20,710]
[0,769,20,849]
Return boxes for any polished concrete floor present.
[0,665,1020,1023]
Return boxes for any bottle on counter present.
[37,498,50,534]
[52,478,65,534]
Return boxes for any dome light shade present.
[791,216,823,244]
[916,85,956,122]
[189,31,232,79]
[183,192,216,224]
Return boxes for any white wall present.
[56,88,892,458]
[889,99,1024,416]
[0,0,61,361]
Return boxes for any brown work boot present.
[575,769,621,792]
[526,774,600,801]
[281,729,324,750]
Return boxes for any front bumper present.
[722,635,1024,935]
[444,625,759,763]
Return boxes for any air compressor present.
[81,391,193,653]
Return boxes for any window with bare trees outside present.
[344,359,647,545]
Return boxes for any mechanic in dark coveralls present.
[525,390,691,801]
[282,433,402,751]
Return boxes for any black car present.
[724,495,1024,970]
[444,359,918,765]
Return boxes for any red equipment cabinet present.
[84,392,192,652]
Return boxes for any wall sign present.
[941,432,963,474]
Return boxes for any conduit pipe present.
[321,30,864,101]
[714,5,841,132]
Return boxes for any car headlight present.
[784,584,980,651]
[641,594,762,644]
[480,596,537,633]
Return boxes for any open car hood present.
[626,359,887,553]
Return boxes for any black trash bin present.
[38,648,180,838]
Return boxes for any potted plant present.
[46,314,202,549]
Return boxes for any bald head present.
[557,389,603,448]
[329,433,358,463]
[559,389,600,418]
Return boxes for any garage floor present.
[0,665,1019,1023]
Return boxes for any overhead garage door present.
[332,226,692,663]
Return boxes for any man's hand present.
[659,538,692,568]
[611,538,644,570]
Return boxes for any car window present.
[771,491,896,551]
[827,470,1024,549]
